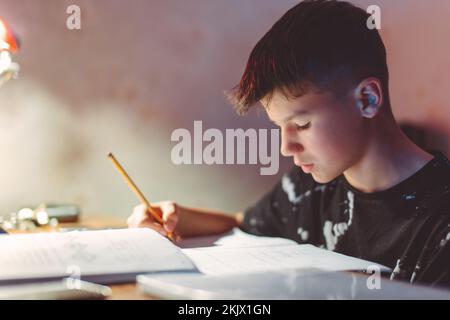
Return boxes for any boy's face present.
[264,88,369,183]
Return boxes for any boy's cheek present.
[309,136,354,173]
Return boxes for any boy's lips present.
[294,159,314,173]
[300,164,314,173]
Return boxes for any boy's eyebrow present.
[272,110,309,125]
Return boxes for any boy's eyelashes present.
[271,120,311,131]
[294,121,311,131]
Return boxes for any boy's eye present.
[295,122,311,130]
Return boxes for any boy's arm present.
[175,205,243,238]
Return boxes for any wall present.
[0,0,448,219]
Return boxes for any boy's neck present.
[343,118,433,193]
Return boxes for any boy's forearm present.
[176,205,243,238]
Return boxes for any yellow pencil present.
[107,152,175,242]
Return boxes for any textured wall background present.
[0,0,448,219]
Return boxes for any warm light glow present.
[0,20,6,40]
[0,18,18,53]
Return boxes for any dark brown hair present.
[229,0,389,115]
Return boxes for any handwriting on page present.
[182,244,389,276]
[182,245,318,275]
[0,228,196,282]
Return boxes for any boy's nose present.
[280,128,303,157]
[281,141,304,157]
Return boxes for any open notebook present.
[0,228,196,285]
[0,228,390,285]
[179,228,391,275]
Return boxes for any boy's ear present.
[353,78,384,119]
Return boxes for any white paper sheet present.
[0,228,196,283]
[178,228,296,248]
[182,242,391,275]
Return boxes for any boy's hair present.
[230,0,389,115]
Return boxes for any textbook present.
[0,227,389,285]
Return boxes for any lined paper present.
[0,228,196,283]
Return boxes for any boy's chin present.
[310,171,340,184]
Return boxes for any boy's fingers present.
[133,204,146,214]
[150,222,167,236]
[147,203,164,220]
[140,204,163,221]
[126,215,134,227]
[128,204,155,228]
[131,205,146,222]
[161,202,178,232]
[129,201,178,234]
[127,211,141,227]
[129,216,175,240]
[163,213,178,232]
[135,221,166,235]
[161,202,176,220]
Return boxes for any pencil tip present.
[107,152,112,158]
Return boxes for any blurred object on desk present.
[1,202,80,233]
[40,203,80,222]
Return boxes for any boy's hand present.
[127,201,179,238]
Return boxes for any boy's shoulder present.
[426,152,450,217]
[430,150,450,177]
[424,151,450,202]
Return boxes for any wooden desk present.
[109,283,152,300]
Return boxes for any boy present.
[127,0,450,288]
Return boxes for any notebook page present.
[178,228,297,249]
[182,244,391,275]
[0,228,196,283]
